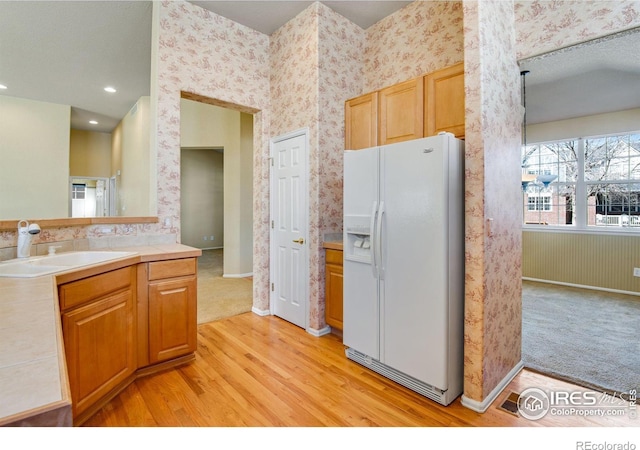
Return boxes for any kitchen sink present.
[28,251,136,267]
[0,251,137,278]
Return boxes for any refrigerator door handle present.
[370,201,378,278]
[376,201,385,280]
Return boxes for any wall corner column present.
[462,0,523,410]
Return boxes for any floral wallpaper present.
[462,0,522,403]
[461,0,640,404]
[154,0,272,311]
[270,3,365,330]
[364,0,464,92]
[515,0,640,59]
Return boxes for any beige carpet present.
[197,249,253,324]
[522,280,640,396]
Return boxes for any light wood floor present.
[83,312,636,427]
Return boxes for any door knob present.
[292,238,305,244]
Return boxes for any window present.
[522,132,640,230]
[527,193,552,211]
[72,184,86,200]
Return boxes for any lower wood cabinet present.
[59,266,136,420]
[148,270,197,364]
[57,257,198,424]
[324,249,344,331]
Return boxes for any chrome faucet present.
[17,220,41,258]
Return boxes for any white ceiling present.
[191,1,413,35]
[519,27,640,125]
[1,1,638,134]
[0,1,410,133]
[0,1,153,133]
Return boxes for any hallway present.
[197,249,253,324]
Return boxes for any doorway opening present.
[69,176,112,217]
[179,94,255,324]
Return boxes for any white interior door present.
[270,130,308,329]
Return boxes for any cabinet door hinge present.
[271,282,274,292]
[271,220,274,229]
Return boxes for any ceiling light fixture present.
[0,84,7,90]
[104,86,116,93]
[89,120,98,125]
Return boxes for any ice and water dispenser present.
[344,215,373,263]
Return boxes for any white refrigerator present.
[343,133,464,406]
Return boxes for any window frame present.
[522,130,640,235]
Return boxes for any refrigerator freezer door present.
[344,147,379,218]
[343,258,380,359]
[379,135,452,390]
[343,147,380,359]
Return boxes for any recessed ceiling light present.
[104,86,116,93]
[89,120,98,125]
[0,84,7,90]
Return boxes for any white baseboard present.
[307,325,331,337]
[200,246,224,251]
[223,272,253,278]
[251,307,270,316]
[461,360,524,413]
[523,277,640,297]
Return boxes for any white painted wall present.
[112,96,151,216]
[69,129,112,177]
[0,95,70,219]
[528,108,640,143]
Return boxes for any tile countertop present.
[322,233,343,251]
[0,244,201,426]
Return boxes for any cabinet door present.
[345,92,378,150]
[325,264,344,330]
[62,289,136,418]
[148,276,197,364]
[424,62,465,138]
[379,78,424,145]
[324,249,343,330]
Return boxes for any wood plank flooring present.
[83,312,637,427]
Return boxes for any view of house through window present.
[522,132,640,229]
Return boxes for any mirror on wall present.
[0,1,153,220]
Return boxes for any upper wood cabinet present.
[379,77,424,145]
[424,62,465,138]
[345,92,378,150]
[344,63,465,150]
